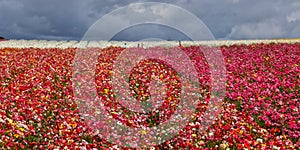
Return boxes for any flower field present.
[0,41,299,149]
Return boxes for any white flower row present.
[0,39,300,49]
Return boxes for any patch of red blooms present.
[0,43,299,149]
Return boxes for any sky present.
[0,0,300,41]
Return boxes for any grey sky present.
[0,0,299,40]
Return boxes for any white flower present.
[256,138,263,143]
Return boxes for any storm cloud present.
[0,0,299,40]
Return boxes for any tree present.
[0,36,6,41]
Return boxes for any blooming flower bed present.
[0,43,299,149]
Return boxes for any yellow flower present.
[69,123,77,128]
[68,139,73,144]
[236,129,243,134]
[14,134,20,138]
[264,56,270,61]
[59,124,64,129]
[282,134,286,139]
[18,127,25,132]
[159,74,163,79]
[104,88,109,94]
[7,118,13,124]
[140,130,147,135]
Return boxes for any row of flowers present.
[0,43,299,149]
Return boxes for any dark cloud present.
[0,0,299,40]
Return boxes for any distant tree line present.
[0,36,6,40]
